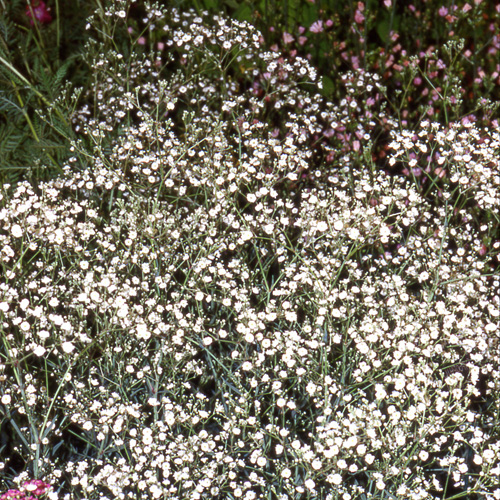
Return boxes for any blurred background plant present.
[1,0,500,186]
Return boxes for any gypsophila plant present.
[0,1,499,499]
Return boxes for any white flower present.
[11,224,23,238]
[306,382,317,395]
[348,228,360,239]
[136,324,151,340]
[142,430,153,446]
[356,444,367,456]
[357,341,369,354]
[305,479,315,490]
[485,323,498,332]
[241,230,253,241]
[395,432,406,446]
[330,473,342,485]
[281,468,291,479]
[316,221,328,232]
[245,332,255,343]
[333,220,343,231]
[375,384,387,400]
[33,345,46,357]
[344,436,358,448]
[418,271,429,282]
[150,485,162,499]
[61,342,75,353]
[394,377,406,391]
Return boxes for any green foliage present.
[0,0,93,184]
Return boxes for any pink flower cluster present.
[0,480,52,500]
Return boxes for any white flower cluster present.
[389,119,500,210]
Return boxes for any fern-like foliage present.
[0,0,94,186]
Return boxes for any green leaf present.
[376,17,390,45]
[320,75,334,97]
[234,3,253,22]
[51,58,74,96]
[222,0,241,9]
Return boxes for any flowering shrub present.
[0,1,499,499]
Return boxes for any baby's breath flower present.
[61,342,75,354]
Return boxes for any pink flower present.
[282,32,294,44]
[1,480,52,500]
[26,1,52,26]
[0,490,25,500]
[22,480,51,496]
[438,6,448,16]
[309,20,323,33]
[354,10,365,24]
